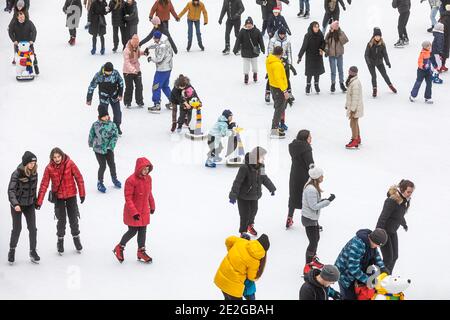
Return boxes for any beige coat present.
[345,76,364,119]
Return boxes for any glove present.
[133,214,140,221]
[228,122,237,129]
[150,209,155,214]
[147,56,152,63]
[218,19,222,25]
[333,291,342,300]
[403,225,408,232]
[328,194,336,202]
[80,196,85,204]
[271,191,275,196]
[144,48,149,56]
[229,198,236,205]
[204,22,207,25]
[342,6,346,11]
[387,63,391,68]
[176,18,180,22]
[297,57,301,64]
[35,204,41,210]
[84,22,91,30]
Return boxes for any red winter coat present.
[37,155,86,205]
[123,157,155,227]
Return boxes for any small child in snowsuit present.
[267,7,291,38]
[176,86,200,133]
[431,22,445,83]
[205,109,236,168]
[409,41,437,104]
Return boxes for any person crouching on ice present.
[205,109,236,168]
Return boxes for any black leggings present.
[306,75,320,85]
[305,225,320,263]
[288,206,296,218]
[381,231,398,274]
[10,205,37,250]
[92,34,105,49]
[368,64,391,88]
[95,150,117,182]
[237,199,258,233]
[120,226,147,248]
[398,11,410,40]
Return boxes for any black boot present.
[8,248,15,264]
[222,44,230,55]
[297,9,303,17]
[305,83,311,95]
[340,82,347,92]
[30,250,40,264]
[314,82,320,94]
[198,42,204,51]
[73,235,83,252]
[57,237,64,255]
[265,90,271,103]
[331,83,336,93]
[187,42,192,52]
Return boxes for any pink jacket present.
[123,42,143,74]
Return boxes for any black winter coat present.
[8,18,37,42]
[440,11,450,58]
[229,153,276,201]
[288,139,313,209]
[324,0,346,14]
[88,0,108,36]
[109,0,125,26]
[219,0,244,22]
[376,188,410,234]
[299,269,340,300]
[256,0,289,21]
[123,0,139,26]
[298,23,325,76]
[364,39,390,66]
[8,164,38,207]
[392,0,411,13]
[267,15,291,36]
[233,27,265,58]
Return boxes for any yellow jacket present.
[214,236,266,298]
[178,1,208,24]
[266,54,288,92]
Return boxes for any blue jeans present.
[431,6,439,27]
[187,19,202,45]
[152,71,172,104]
[299,0,310,12]
[329,55,344,84]
[410,68,432,99]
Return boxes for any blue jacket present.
[87,66,124,104]
[243,279,256,296]
[335,229,385,289]
[267,15,291,36]
[208,115,232,138]
[432,31,445,56]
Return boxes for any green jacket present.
[88,120,118,154]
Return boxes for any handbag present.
[48,162,67,203]
[249,34,261,56]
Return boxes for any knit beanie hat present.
[151,16,161,25]
[330,20,339,31]
[422,40,432,49]
[446,4,450,11]
[257,234,270,251]
[222,109,233,119]
[433,22,445,33]
[104,62,114,72]
[98,106,109,119]
[373,27,382,37]
[349,66,358,76]
[308,164,324,180]
[369,228,388,246]
[273,7,281,13]
[22,151,37,166]
[153,31,162,39]
[320,265,340,282]
[245,17,253,25]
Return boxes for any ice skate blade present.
[30,259,39,264]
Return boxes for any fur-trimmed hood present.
[387,186,405,205]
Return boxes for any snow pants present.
[124,72,144,106]
[152,70,172,104]
[410,68,432,99]
[55,197,80,238]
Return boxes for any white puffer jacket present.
[345,76,364,119]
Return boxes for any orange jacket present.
[417,48,432,70]
[150,0,179,22]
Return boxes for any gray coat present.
[147,38,173,72]
[301,184,330,221]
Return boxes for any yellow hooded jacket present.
[214,236,266,298]
[266,54,288,92]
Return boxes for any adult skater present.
[344,66,364,149]
[439,4,450,71]
[299,265,342,300]
[286,129,314,229]
[324,20,349,93]
[421,0,442,33]
[88,108,121,193]
[149,0,179,30]
[8,10,36,65]
[322,0,350,34]
[140,16,178,54]
[298,0,310,18]
[267,46,289,138]
[335,228,389,300]
[167,74,191,132]
[36,148,86,255]
[63,0,82,46]
[113,157,155,263]
[178,0,208,51]
[229,147,276,239]
[109,0,126,52]
[392,0,411,47]
[123,34,145,108]
[123,0,139,44]
[233,17,265,84]
[214,234,270,300]
[302,165,335,275]
[145,31,174,112]
[86,62,125,135]
[298,21,326,95]
[256,0,289,36]
[218,0,245,55]
[376,180,414,274]
[7,151,40,264]
[364,27,397,97]
[88,0,109,55]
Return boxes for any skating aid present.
[185,103,207,140]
